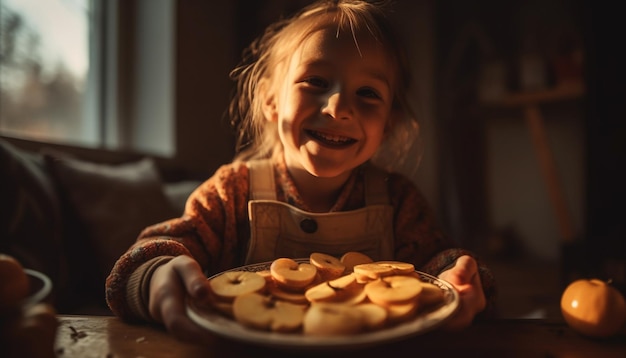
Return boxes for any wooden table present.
[53,315,626,358]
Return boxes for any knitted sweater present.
[105,157,496,321]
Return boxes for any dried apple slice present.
[353,261,415,282]
[303,302,364,336]
[354,303,388,330]
[209,271,266,302]
[305,273,363,303]
[310,252,346,281]
[270,258,317,289]
[419,282,445,306]
[233,292,306,332]
[340,251,374,272]
[364,275,423,306]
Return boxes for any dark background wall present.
[3,0,623,288]
[578,0,626,285]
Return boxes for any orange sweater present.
[105,158,496,321]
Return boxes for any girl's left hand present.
[437,255,486,331]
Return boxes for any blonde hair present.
[228,0,419,172]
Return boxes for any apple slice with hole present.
[233,292,307,332]
[208,270,267,302]
[364,275,423,306]
[310,252,346,281]
[270,258,317,289]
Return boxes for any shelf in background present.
[479,80,585,246]
[481,81,585,108]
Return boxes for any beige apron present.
[244,159,394,264]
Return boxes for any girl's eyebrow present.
[299,58,331,70]
[365,69,392,88]
[299,59,391,87]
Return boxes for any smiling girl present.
[106,0,495,342]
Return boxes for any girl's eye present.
[357,87,382,99]
[302,77,328,88]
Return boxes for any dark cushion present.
[43,151,178,310]
[163,180,201,215]
[0,140,69,306]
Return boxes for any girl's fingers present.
[439,256,486,331]
[444,255,478,286]
[150,255,212,343]
[159,290,208,343]
[170,255,211,300]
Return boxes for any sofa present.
[0,138,202,315]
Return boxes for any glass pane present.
[0,0,96,146]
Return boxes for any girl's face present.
[269,25,397,180]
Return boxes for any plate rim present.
[187,259,460,350]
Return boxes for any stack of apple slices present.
[204,252,445,336]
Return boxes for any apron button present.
[300,218,318,233]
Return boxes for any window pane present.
[0,0,96,146]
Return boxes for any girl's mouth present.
[305,129,357,147]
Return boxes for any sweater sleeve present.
[105,162,251,321]
[124,255,174,322]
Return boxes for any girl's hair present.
[228,0,420,173]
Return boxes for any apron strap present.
[248,159,276,200]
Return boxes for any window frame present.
[105,0,175,157]
[0,0,175,158]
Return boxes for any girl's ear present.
[259,80,278,122]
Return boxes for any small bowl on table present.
[21,268,54,308]
[1,268,58,358]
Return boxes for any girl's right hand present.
[148,255,212,343]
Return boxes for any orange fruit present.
[0,253,30,313]
[560,278,626,337]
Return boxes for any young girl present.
[106,0,495,342]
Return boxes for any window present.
[0,0,175,157]
[0,0,95,145]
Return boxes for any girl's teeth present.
[312,130,351,144]
[305,129,356,146]
[319,133,346,143]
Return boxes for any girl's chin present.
[303,142,357,160]
[286,145,365,176]
[301,155,360,178]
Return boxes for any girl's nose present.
[322,91,352,120]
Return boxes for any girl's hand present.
[148,255,212,343]
[437,255,486,331]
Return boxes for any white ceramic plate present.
[187,259,459,350]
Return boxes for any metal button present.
[300,218,317,233]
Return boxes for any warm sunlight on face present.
[273,25,396,180]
